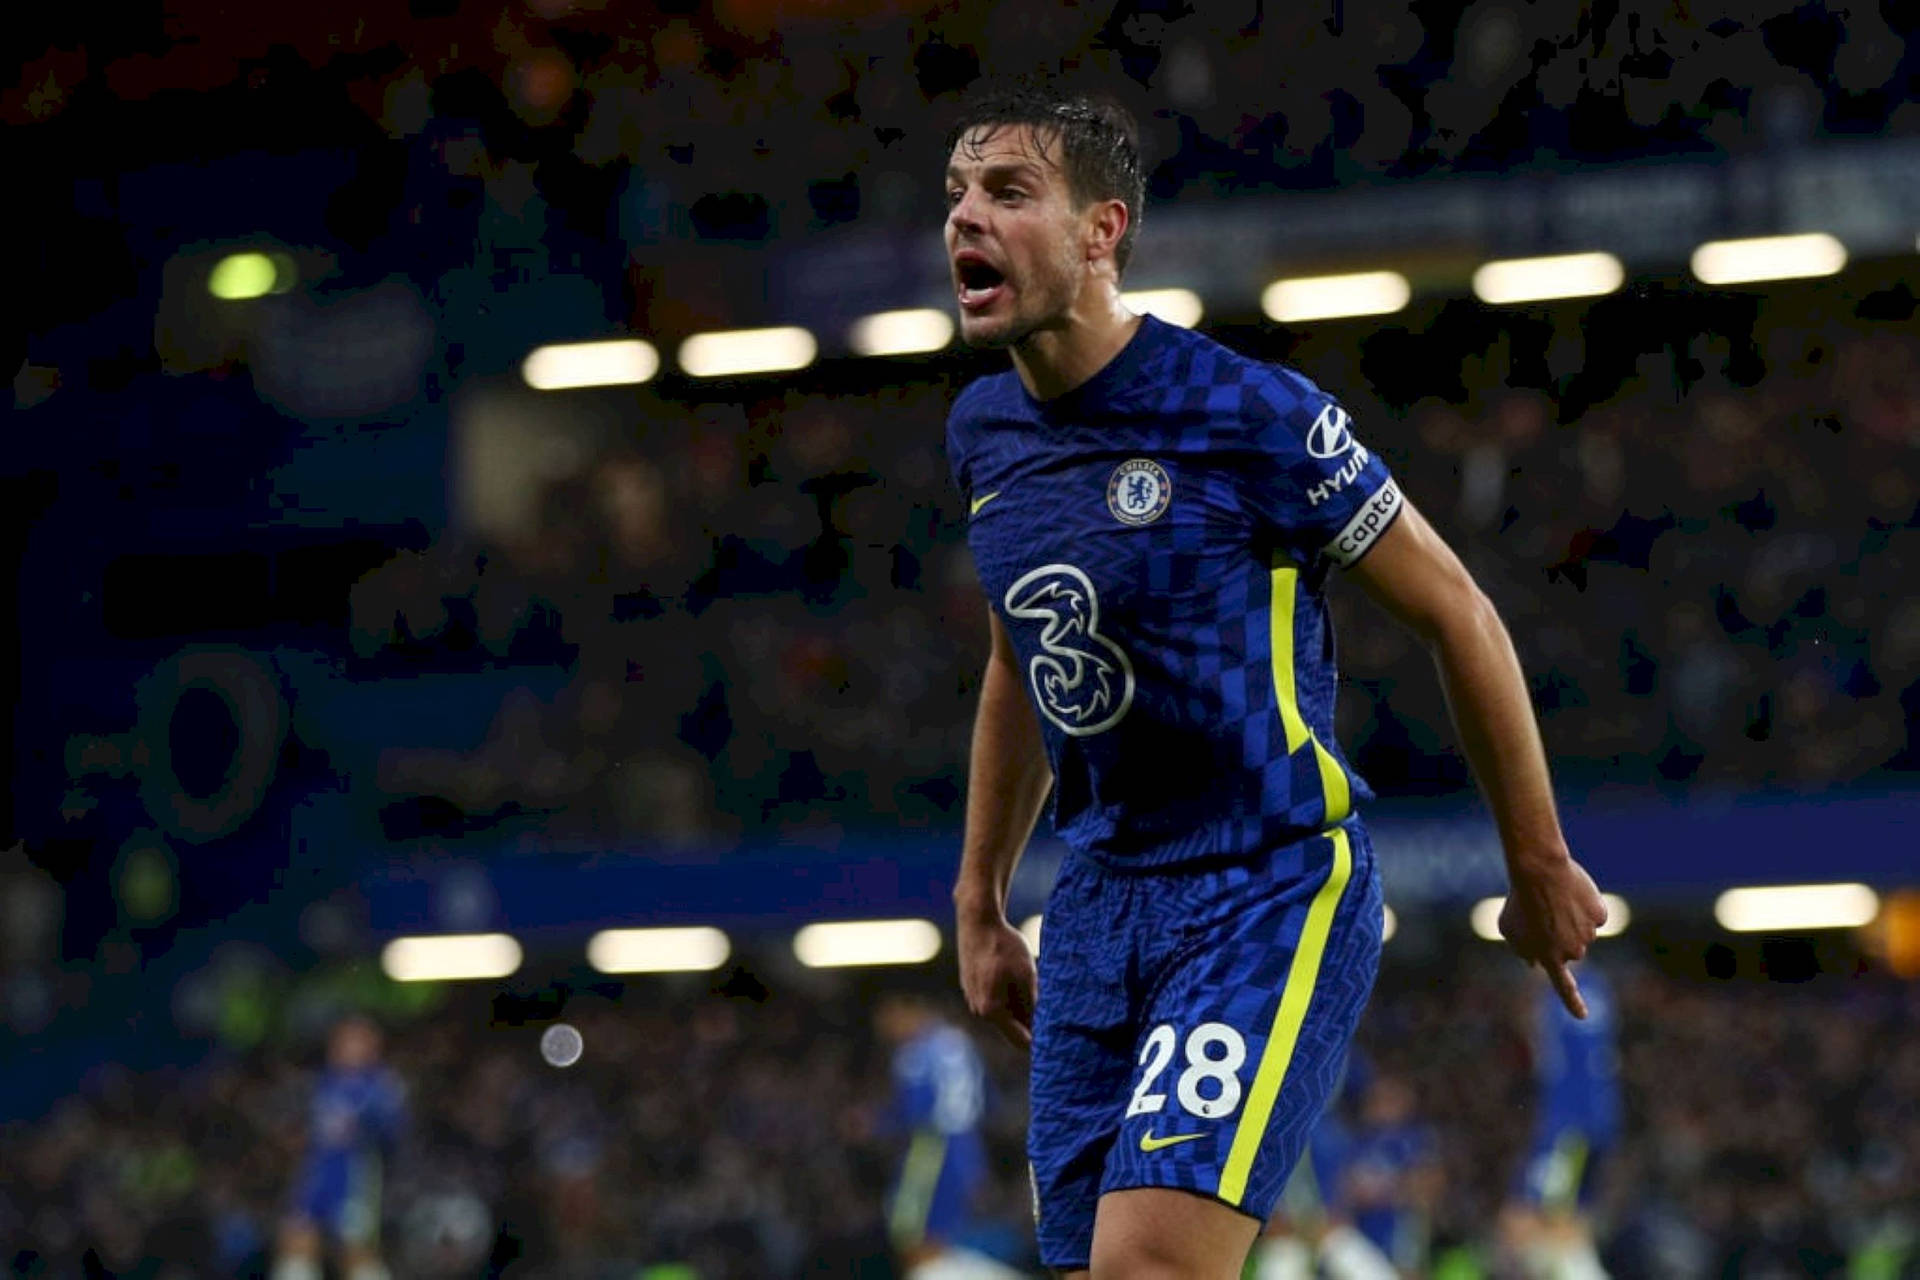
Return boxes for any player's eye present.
[945,188,965,208]
[998,187,1026,203]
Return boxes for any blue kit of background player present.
[289,1018,407,1249]
[1522,963,1622,1213]
[949,315,1397,1268]
[877,993,993,1259]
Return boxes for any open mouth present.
[954,254,1007,310]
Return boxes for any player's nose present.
[948,186,988,234]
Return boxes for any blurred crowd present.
[19,0,1920,231]
[4,949,1915,1279]
[1330,285,1920,801]
[341,280,1920,849]
[14,0,1920,853]
[348,376,985,849]
[16,0,1920,370]
[457,0,1920,236]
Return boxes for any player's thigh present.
[1089,1187,1261,1280]
[1030,989,1135,1270]
[1029,860,1137,1272]
[1102,826,1383,1224]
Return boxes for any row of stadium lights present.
[376,882,1882,982]
[199,233,1847,384]
[502,232,1851,390]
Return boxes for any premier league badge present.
[1107,458,1171,526]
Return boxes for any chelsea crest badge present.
[1107,458,1171,526]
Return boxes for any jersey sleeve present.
[1242,376,1404,570]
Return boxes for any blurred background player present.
[273,1015,406,1280]
[1343,1073,1443,1278]
[874,992,1019,1280]
[1254,1055,1401,1280]
[1502,964,1622,1280]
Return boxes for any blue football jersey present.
[893,1023,987,1137]
[948,316,1403,868]
[1537,966,1622,1144]
[309,1065,407,1157]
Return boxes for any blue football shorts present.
[889,1129,989,1250]
[1027,822,1384,1270]
[292,1151,383,1245]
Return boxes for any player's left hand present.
[1499,854,1607,1018]
[957,912,1037,1052]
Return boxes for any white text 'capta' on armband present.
[1323,479,1404,568]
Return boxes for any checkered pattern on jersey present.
[1026,825,1385,1268]
[948,317,1399,869]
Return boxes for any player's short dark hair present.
[943,82,1147,275]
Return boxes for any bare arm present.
[953,608,1053,1049]
[1348,500,1607,1015]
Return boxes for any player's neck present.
[1010,289,1142,402]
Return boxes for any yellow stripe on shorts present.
[1216,825,1354,1206]
[1269,562,1352,825]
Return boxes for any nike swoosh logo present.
[1139,1131,1206,1153]
[970,491,1002,516]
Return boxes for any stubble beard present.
[959,268,1075,353]
[959,310,1029,351]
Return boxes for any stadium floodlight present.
[1690,233,1847,286]
[677,326,817,378]
[1469,897,1506,942]
[848,308,955,357]
[1471,252,1624,305]
[587,926,731,974]
[792,918,942,968]
[1019,914,1044,956]
[1262,271,1411,323]
[381,933,523,982]
[1122,288,1205,328]
[1381,904,1397,943]
[522,339,661,390]
[1471,893,1631,942]
[208,252,278,301]
[1714,883,1880,933]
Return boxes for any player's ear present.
[1084,197,1129,268]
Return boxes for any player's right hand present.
[1499,854,1607,1019]
[956,913,1037,1051]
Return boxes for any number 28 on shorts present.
[1126,1022,1249,1121]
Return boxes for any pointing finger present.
[1546,960,1587,1020]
